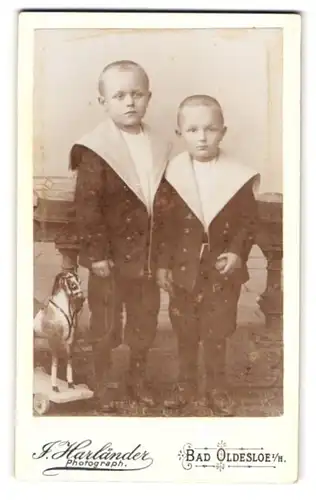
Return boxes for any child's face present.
[178,105,226,161]
[100,68,151,131]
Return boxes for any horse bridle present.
[49,272,85,341]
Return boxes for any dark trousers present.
[87,273,123,382]
[115,274,160,385]
[88,272,160,385]
[169,255,241,395]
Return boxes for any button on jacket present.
[154,151,260,291]
[70,118,172,279]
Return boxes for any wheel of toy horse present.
[33,393,51,416]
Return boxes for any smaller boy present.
[155,95,260,416]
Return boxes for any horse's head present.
[51,271,85,312]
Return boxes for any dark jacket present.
[70,119,171,278]
[154,154,259,292]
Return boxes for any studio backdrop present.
[33,28,283,193]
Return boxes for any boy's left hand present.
[215,252,242,275]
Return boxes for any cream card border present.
[16,12,301,483]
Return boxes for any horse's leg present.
[66,346,75,389]
[51,355,59,392]
[67,360,75,389]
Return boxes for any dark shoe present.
[126,381,156,408]
[206,389,235,417]
[137,385,156,408]
[94,383,118,413]
[163,384,189,409]
[126,355,156,407]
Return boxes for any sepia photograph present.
[32,25,283,418]
[16,11,300,483]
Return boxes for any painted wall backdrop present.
[33,28,283,193]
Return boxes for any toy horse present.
[34,271,85,392]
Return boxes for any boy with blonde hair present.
[155,95,260,415]
[71,60,172,409]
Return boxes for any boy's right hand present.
[91,259,114,278]
[156,268,174,295]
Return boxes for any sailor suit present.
[154,151,260,393]
[70,117,172,387]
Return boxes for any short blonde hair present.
[98,60,150,96]
[177,94,224,127]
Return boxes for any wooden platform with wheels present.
[33,366,94,415]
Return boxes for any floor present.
[33,243,283,418]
